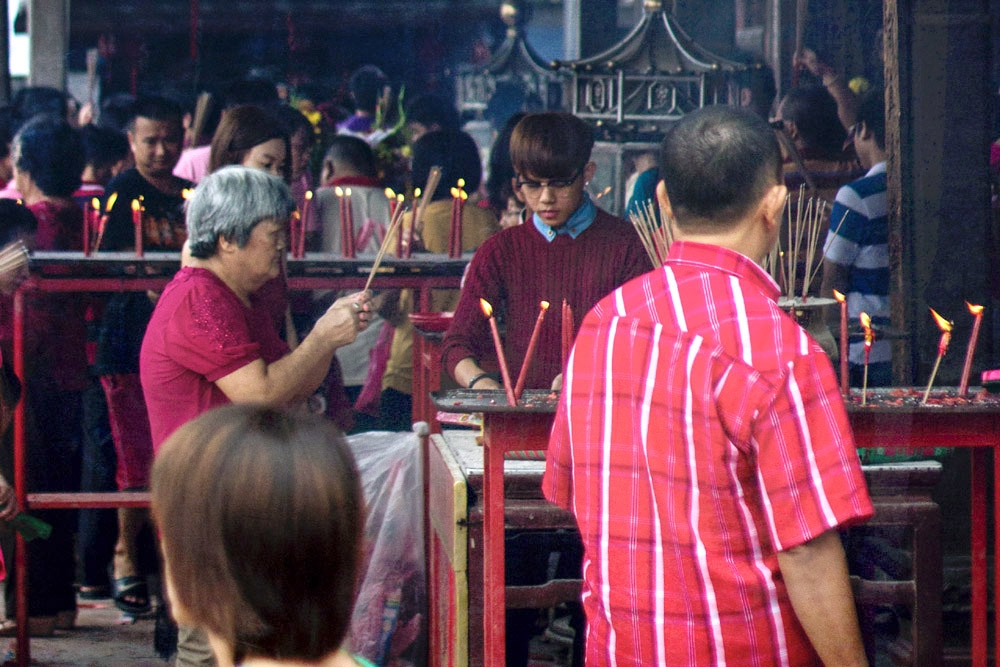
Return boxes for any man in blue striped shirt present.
[822,89,890,386]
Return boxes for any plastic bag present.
[348,429,426,667]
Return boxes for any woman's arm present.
[215,292,371,405]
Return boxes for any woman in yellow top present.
[378,130,500,430]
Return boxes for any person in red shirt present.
[441,112,651,393]
[543,106,873,666]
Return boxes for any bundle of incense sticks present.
[406,166,442,258]
[777,187,847,301]
[363,197,408,294]
[628,198,672,267]
[0,240,29,279]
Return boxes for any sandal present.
[78,584,110,600]
[112,576,151,615]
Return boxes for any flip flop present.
[112,576,151,615]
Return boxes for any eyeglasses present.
[515,167,584,196]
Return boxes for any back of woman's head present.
[186,165,294,258]
[151,404,364,664]
[13,115,84,197]
[209,104,288,175]
[412,129,483,200]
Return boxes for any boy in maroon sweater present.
[442,112,651,391]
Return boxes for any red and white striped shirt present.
[543,241,873,666]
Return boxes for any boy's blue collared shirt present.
[532,194,597,242]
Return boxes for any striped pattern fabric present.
[543,241,873,666]
[823,162,890,366]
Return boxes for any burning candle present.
[298,190,312,258]
[562,299,575,369]
[859,312,873,405]
[833,289,848,396]
[406,188,421,259]
[922,308,953,404]
[335,186,348,257]
[131,198,143,257]
[385,187,398,220]
[449,179,466,258]
[959,302,985,395]
[513,301,550,400]
[344,188,355,258]
[480,298,517,406]
[94,192,117,253]
[85,197,101,256]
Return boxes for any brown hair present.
[208,104,289,178]
[151,405,364,663]
[509,111,594,180]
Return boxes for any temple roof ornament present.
[553,1,747,136]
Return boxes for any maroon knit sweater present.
[441,209,652,390]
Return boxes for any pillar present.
[27,0,68,89]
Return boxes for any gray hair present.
[186,165,296,258]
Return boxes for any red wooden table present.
[432,386,1000,667]
[9,251,468,667]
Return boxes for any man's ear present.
[655,179,674,222]
[583,161,597,184]
[760,183,788,232]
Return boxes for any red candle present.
[85,197,100,256]
[385,187,398,221]
[562,299,574,369]
[298,190,312,258]
[480,298,517,406]
[833,290,848,395]
[344,188,355,258]
[959,302,985,395]
[513,300,550,400]
[131,198,143,257]
[95,192,117,253]
[406,188,421,259]
[335,186,348,257]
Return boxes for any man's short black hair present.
[323,135,377,178]
[659,105,781,230]
[127,95,183,133]
[80,125,129,170]
[780,85,846,158]
[14,115,84,198]
[348,65,388,114]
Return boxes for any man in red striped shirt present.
[543,106,873,666]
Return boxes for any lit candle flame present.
[181,188,192,200]
[384,187,396,200]
[105,192,118,212]
[396,194,404,204]
[414,187,422,198]
[860,312,873,346]
[334,186,345,197]
[457,178,466,190]
[305,190,313,201]
[450,187,459,198]
[91,197,100,211]
[930,308,953,333]
[540,300,550,311]
[833,289,845,303]
[480,298,493,318]
[968,301,984,316]
[131,199,141,213]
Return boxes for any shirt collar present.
[666,241,781,302]
[866,161,886,177]
[532,194,597,242]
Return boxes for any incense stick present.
[362,200,407,293]
[628,198,672,267]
